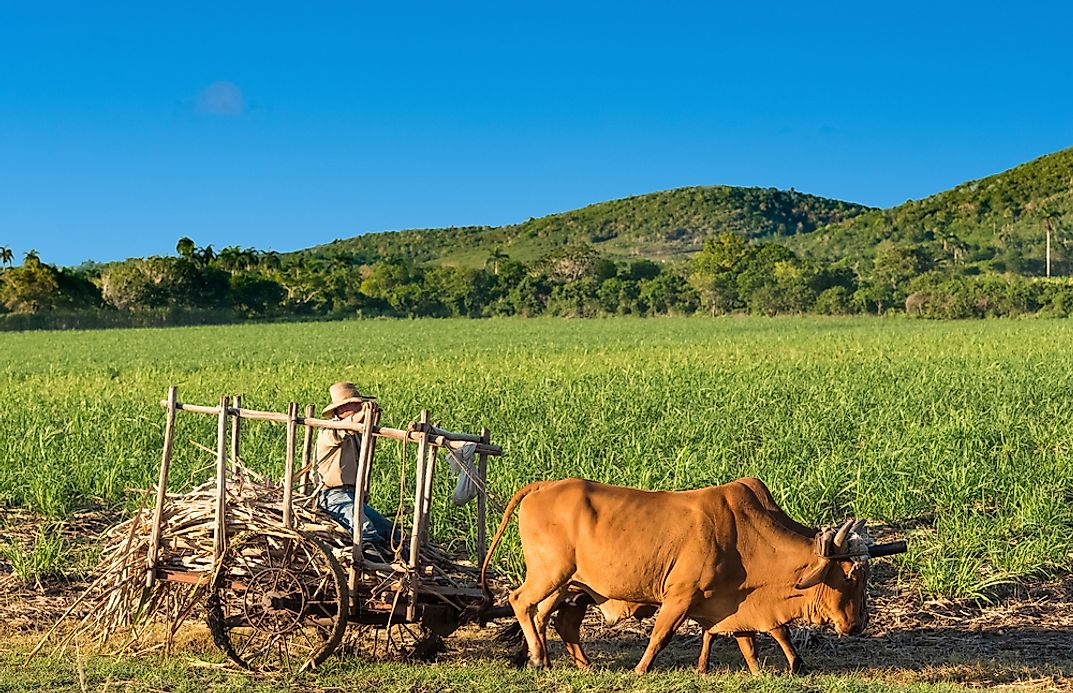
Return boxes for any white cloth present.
[444,441,480,505]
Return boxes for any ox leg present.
[734,632,761,675]
[769,625,806,674]
[553,602,591,669]
[696,629,714,674]
[508,577,570,669]
[532,589,570,668]
[633,597,690,674]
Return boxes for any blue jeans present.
[319,486,397,545]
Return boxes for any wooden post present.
[146,386,178,588]
[477,427,490,568]
[230,395,242,474]
[363,406,381,494]
[419,445,436,544]
[351,403,374,577]
[407,409,431,619]
[282,402,297,529]
[213,396,230,567]
[298,404,314,495]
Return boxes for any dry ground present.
[2,508,1072,690]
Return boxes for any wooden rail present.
[160,400,503,456]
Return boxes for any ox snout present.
[837,609,868,636]
[833,620,864,636]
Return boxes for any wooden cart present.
[145,386,505,672]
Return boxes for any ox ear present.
[794,558,831,590]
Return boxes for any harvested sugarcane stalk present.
[34,458,497,660]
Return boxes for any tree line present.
[2,234,1073,329]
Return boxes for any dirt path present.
[2,508,1071,689]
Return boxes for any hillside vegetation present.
[305,186,872,267]
[788,147,1073,273]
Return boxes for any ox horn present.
[833,518,856,550]
[814,527,836,557]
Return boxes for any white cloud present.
[196,81,246,116]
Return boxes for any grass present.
[0,651,981,693]
[1,316,1072,600]
[0,525,72,586]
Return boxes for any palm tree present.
[196,244,216,266]
[176,236,196,259]
[1042,209,1062,278]
[237,247,258,272]
[260,250,282,272]
[217,245,241,273]
[0,245,12,268]
[485,247,509,276]
[941,234,967,265]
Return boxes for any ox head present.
[794,518,873,635]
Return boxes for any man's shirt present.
[315,414,364,488]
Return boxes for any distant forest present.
[2,231,1072,330]
[4,146,1073,328]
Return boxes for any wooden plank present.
[426,424,485,443]
[145,386,178,589]
[419,583,486,600]
[282,402,297,529]
[213,396,229,566]
[155,568,211,586]
[477,427,490,568]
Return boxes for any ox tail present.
[479,480,556,611]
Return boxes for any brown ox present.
[545,476,821,673]
[481,476,885,674]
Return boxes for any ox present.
[481,476,905,674]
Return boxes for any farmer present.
[316,381,397,558]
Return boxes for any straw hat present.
[322,381,375,416]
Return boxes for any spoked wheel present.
[206,529,348,672]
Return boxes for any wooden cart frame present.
[144,386,504,671]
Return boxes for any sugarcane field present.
[1,317,1071,692]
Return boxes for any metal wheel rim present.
[206,529,349,672]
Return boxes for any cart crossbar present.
[160,399,503,456]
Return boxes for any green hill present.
[787,147,1073,274]
[303,186,872,267]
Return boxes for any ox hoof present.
[789,659,808,675]
[508,647,528,668]
[526,659,548,670]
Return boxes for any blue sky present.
[2,2,1072,266]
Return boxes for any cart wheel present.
[206,530,348,672]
